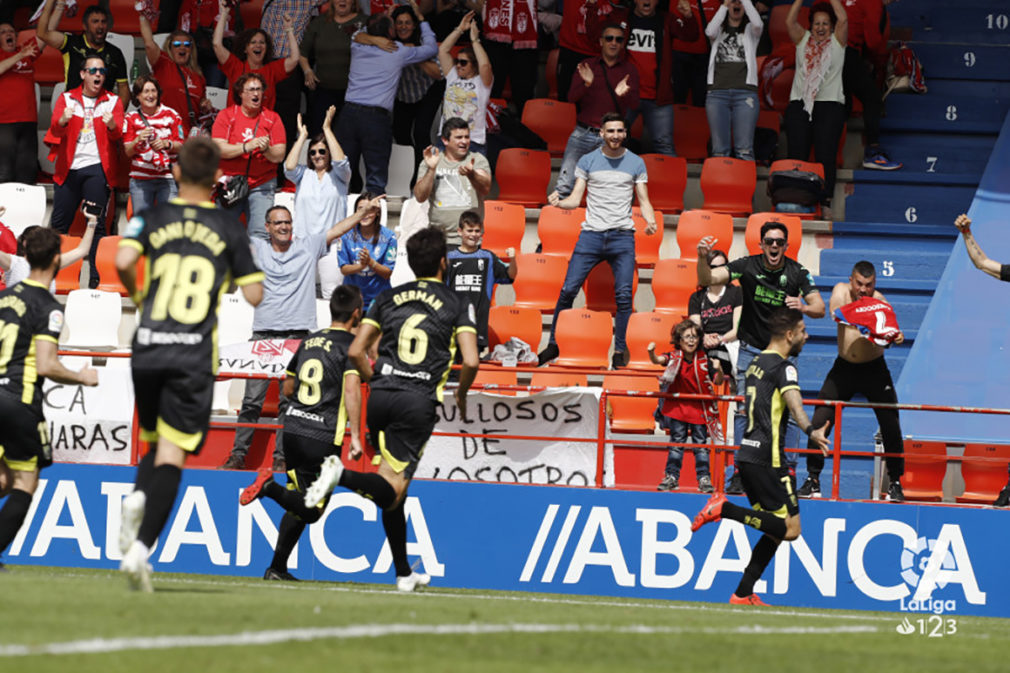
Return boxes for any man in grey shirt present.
[221,198,382,471]
[537,112,658,370]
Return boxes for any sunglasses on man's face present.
[171,40,192,48]
[603,34,625,43]
[308,149,328,156]
[84,67,107,75]
[455,58,470,66]
[763,237,787,248]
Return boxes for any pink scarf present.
[658,349,725,446]
[800,32,832,115]
[483,0,539,49]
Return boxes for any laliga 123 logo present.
[898,536,958,614]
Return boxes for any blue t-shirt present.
[575,148,648,232]
[251,233,328,332]
[284,159,351,238]
[338,225,397,309]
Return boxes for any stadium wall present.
[8,464,1004,618]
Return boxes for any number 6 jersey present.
[363,277,477,403]
[120,200,264,372]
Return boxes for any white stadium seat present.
[63,289,122,349]
[0,182,47,238]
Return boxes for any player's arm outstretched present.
[348,323,380,382]
[783,388,829,455]
[955,214,1003,279]
[36,339,98,386]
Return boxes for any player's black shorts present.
[283,433,342,494]
[738,461,800,518]
[0,393,51,471]
[366,388,437,480]
[132,367,215,453]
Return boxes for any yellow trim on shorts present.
[0,445,38,472]
[753,502,789,519]
[377,430,409,474]
[139,428,159,443]
[156,418,204,452]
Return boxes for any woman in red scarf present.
[782,0,847,219]
[481,0,538,113]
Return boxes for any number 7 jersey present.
[120,200,264,372]
[364,277,477,403]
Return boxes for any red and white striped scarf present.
[482,0,539,49]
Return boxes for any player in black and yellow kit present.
[691,308,829,606]
[0,227,99,567]
[238,285,365,581]
[305,227,480,591]
[114,137,264,592]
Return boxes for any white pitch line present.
[0,623,882,657]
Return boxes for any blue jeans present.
[706,88,760,161]
[729,340,801,481]
[129,178,177,215]
[554,125,604,197]
[664,420,710,478]
[222,181,275,241]
[548,228,635,353]
[627,99,675,155]
[336,101,393,194]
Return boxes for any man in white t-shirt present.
[413,117,492,246]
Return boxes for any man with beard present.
[691,307,829,605]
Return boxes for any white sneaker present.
[119,490,146,554]
[304,455,343,508]
[120,540,153,593]
[396,571,431,592]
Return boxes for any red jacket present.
[45,86,124,186]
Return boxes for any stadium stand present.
[639,154,686,213]
[603,374,659,433]
[530,368,588,388]
[650,258,697,316]
[54,235,83,294]
[537,205,584,257]
[582,264,639,315]
[672,104,710,162]
[632,209,663,267]
[511,254,568,312]
[700,157,756,216]
[898,440,947,502]
[0,183,46,238]
[624,311,677,371]
[675,209,733,261]
[62,289,122,348]
[744,213,803,260]
[495,148,551,207]
[480,201,525,260]
[553,308,611,368]
[488,305,542,351]
[957,443,1010,504]
[521,98,576,156]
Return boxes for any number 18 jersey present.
[120,200,263,372]
[364,277,477,403]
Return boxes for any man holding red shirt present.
[46,54,124,288]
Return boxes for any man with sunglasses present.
[37,0,130,108]
[698,221,825,492]
[553,22,640,199]
[45,53,124,289]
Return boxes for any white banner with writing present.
[419,388,609,487]
[217,339,301,379]
[44,363,134,465]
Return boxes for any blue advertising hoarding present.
[6,464,1002,617]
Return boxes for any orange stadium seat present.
[582,264,638,315]
[745,212,803,260]
[488,305,543,351]
[495,148,551,207]
[481,200,525,259]
[107,0,154,34]
[521,98,576,155]
[768,159,825,220]
[650,258,697,317]
[54,235,83,294]
[701,157,756,216]
[604,374,660,432]
[673,105,710,162]
[769,5,808,48]
[957,443,1010,504]
[537,205,584,257]
[95,235,144,295]
[625,311,678,370]
[675,209,734,261]
[512,253,567,312]
[641,154,686,213]
[20,30,64,84]
[554,308,611,368]
[899,440,947,502]
[473,368,519,395]
[531,368,588,388]
[632,207,663,267]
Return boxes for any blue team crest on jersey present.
[124,216,144,238]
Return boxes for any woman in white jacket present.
[704,0,763,161]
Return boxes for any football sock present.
[134,450,156,493]
[735,534,780,597]
[270,512,306,573]
[382,499,411,577]
[263,481,322,523]
[339,470,397,510]
[0,489,32,555]
[137,464,182,548]
[720,501,788,539]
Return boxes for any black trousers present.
[483,40,539,114]
[843,46,882,147]
[50,163,109,287]
[784,99,846,205]
[0,122,38,184]
[806,355,904,480]
[672,50,709,106]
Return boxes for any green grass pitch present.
[1,566,1007,672]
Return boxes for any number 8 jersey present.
[120,201,264,372]
[364,277,477,403]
